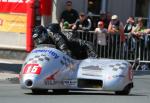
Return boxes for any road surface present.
[0,60,150,103]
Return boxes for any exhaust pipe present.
[25,79,33,88]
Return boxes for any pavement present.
[0,31,27,60]
[0,31,25,81]
[0,58,23,81]
[0,31,26,50]
[0,58,24,64]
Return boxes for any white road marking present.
[0,59,23,64]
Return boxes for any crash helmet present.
[47,23,61,33]
[32,25,49,45]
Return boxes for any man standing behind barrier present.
[131,17,148,59]
[108,15,125,42]
[72,12,92,31]
[124,16,135,33]
[60,1,79,29]
[131,17,146,38]
[108,15,125,58]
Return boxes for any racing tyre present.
[53,89,69,94]
[32,89,48,94]
[115,86,131,95]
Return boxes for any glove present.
[62,49,72,56]
[88,51,97,58]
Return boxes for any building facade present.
[51,0,150,25]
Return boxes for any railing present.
[63,30,150,70]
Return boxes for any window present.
[135,0,148,17]
[88,0,102,14]
[135,0,149,26]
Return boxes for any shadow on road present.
[24,91,147,96]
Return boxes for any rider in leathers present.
[33,23,97,59]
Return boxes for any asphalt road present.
[0,62,150,103]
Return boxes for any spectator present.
[95,21,108,57]
[99,12,111,28]
[124,17,135,58]
[95,21,108,46]
[60,1,79,29]
[131,17,147,59]
[108,15,125,58]
[72,12,92,31]
[124,16,135,33]
[108,15,125,42]
[131,17,146,38]
[104,12,112,28]
[99,13,106,23]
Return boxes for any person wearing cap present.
[95,21,108,45]
[108,15,125,58]
[60,1,79,29]
[72,12,92,31]
[95,21,108,57]
[108,15,125,42]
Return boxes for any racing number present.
[23,64,42,74]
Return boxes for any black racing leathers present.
[47,30,97,59]
[47,31,71,55]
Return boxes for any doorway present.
[135,0,148,17]
[88,0,102,15]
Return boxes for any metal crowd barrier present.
[63,30,150,70]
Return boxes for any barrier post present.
[26,0,35,52]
